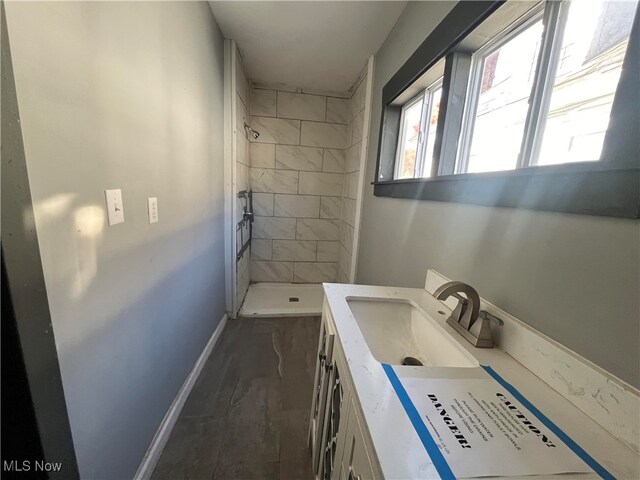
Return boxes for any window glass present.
[395,97,424,179]
[466,20,544,173]
[536,0,637,165]
[421,85,442,177]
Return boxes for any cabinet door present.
[310,315,335,476]
[319,359,345,480]
[331,352,354,480]
[342,399,376,480]
[334,398,354,480]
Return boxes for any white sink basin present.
[347,297,478,367]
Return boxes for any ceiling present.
[209,1,407,93]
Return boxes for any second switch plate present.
[148,197,158,224]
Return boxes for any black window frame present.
[373,0,640,219]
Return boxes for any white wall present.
[357,1,640,388]
[5,2,227,477]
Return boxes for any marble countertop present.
[323,283,639,480]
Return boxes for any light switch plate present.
[105,189,125,226]
[148,197,158,224]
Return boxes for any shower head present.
[244,122,260,140]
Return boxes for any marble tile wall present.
[338,68,369,283]
[249,86,350,283]
[235,49,251,304]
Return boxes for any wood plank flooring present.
[151,316,320,480]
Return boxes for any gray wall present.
[357,1,640,388]
[5,2,227,477]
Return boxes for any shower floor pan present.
[239,282,324,317]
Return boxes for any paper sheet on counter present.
[400,376,593,478]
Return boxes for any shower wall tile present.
[343,171,359,199]
[237,92,248,138]
[300,121,347,149]
[237,252,250,305]
[340,223,354,253]
[235,49,248,105]
[350,74,367,121]
[236,131,249,166]
[237,163,249,193]
[251,239,273,261]
[235,50,250,305]
[296,218,340,241]
[253,82,298,93]
[326,97,349,124]
[251,116,300,145]
[294,262,337,283]
[351,109,365,145]
[251,261,294,282]
[250,143,276,168]
[299,172,344,196]
[275,145,323,172]
[253,216,296,240]
[237,218,251,246]
[337,67,369,284]
[251,88,276,117]
[253,193,274,216]
[345,142,360,172]
[336,266,349,284]
[250,168,298,194]
[248,85,358,284]
[320,197,342,219]
[273,240,317,262]
[277,91,326,121]
[342,197,356,227]
[274,194,320,218]
[338,245,352,281]
[317,241,340,262]
[322,149,345,173]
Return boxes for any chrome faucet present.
[433,281,502,348]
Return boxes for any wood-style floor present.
[151,316,320,480]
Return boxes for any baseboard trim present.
[134,313,228,480]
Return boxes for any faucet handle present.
[479,310,504,326]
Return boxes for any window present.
[460,15,544,173]
[394,80,443,179]
[422,82,442,176]
[385,0,638,179]
[534,0,637,166]
[374,0,639,218]
[395,94,424,179]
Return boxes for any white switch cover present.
[148,197,158,224]
[105,189,125,226]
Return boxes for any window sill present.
[373,163,640,219]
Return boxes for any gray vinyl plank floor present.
[151,316,320,480]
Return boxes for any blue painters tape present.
[381,363,456,480]
[481,365,615,480]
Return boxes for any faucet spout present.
[433,281,480,330]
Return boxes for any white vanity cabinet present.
[309,308,336,473]
[309,303,380,480]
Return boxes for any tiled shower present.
[245,66,371,284]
